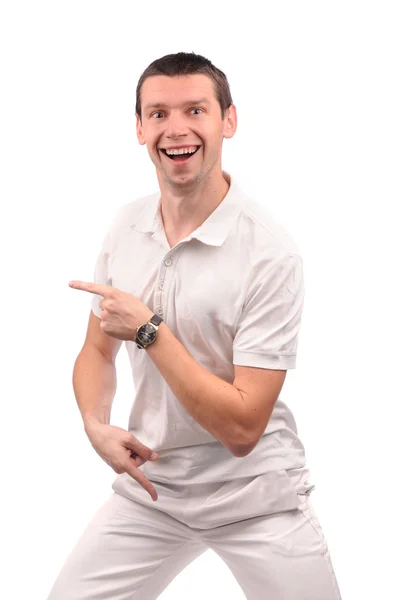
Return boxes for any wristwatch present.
[135,314,163,349]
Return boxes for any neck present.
[157,167,230,239]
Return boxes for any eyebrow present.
[143,98,211,113]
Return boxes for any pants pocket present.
[297,494,328,553]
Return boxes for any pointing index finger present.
[69,281,111,296]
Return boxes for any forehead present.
[141,74,217,108]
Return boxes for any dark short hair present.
[135,52,233,122]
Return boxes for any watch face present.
[137,323,156,345]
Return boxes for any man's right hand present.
[84,420,159,501]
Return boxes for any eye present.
[151,108,204,119]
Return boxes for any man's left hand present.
[69,281,153,341]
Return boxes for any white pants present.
[46,479,342,599]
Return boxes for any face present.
[136,74,237,188]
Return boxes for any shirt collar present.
[130,171,244,247]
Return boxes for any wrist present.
[135,313,164,348]
[133,307,156,342]
[83,415,108,433]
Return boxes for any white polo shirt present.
[91,171,315,499]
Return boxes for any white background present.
[1,1,398,599]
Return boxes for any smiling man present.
[47,52,342,600]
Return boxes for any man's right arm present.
[72,309,159,500]
[72,309,122,433]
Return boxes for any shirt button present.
[164,258,172,266]
[157,307,163,316]
[158,281,164,289]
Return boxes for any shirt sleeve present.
[90,230,113,318]
[232,253,305,370]
[90,203,131,318]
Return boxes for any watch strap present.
[149,314,163,327]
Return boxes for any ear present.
[136,113,146,146]
[223,104,237,140]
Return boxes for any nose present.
[165,111,189,140]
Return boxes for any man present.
[47,52,342,599]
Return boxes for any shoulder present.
[105,191,157,246]
[230,188,303,286]
[238,192,302,257]
[109,193,155,232]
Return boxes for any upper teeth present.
[165,146,198,155]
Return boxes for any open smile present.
[160,146,201,165]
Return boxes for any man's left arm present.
[145,253,304,458]
[145,321,286,457]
